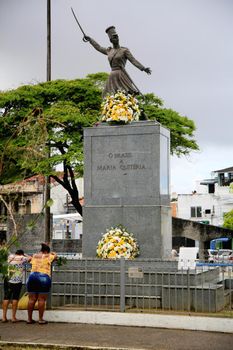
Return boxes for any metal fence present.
[1,259,232,314]
[49,258,233,313]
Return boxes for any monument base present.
[83,121,172,259]
[83,205,171,259]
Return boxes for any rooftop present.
[213,166,233,173]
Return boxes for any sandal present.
[38,320,48,324]
[2,319,8,323]
[26,320,36,324]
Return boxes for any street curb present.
[16,310,233,334]
[0,341,133,350]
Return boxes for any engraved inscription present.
[108,152,133,159]
[114,153,132,159]
[120,164,145,170]
[97,165,116,171]
[97,151,146,172]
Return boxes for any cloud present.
[1,0,232,194]
[171,144,233,194]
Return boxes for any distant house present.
[0,175,45,215]
[176,166,233,227]
[0,175,83,243]
[0,175,45,243]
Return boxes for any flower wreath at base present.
[96,225,140,259]
[101,91,141,124]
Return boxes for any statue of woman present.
[84,26,151,97]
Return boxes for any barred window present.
[191,206,202,218]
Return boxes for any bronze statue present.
[84,26,151,97]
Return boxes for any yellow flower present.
[96,226,139,259]
[101,91,141,123]
[108,250,117,258]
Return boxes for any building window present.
[191,206,202,218]
[218,173,225,186]
[208,184,215,193]
[205,209,211,214]
[14,200,19,213]
[26,200,31,214]
[0,202,7,216]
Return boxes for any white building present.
[51,178,83,215]
[51,178,83,240]
[177,166,233,227]
[52,213,82,240]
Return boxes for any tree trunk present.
[71,194,83,216]
[51,175,83,216]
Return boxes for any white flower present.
[96,226,140,260]
[100,91,141,124]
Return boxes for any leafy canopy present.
[0,73,107,184]
[138,93,198,156]
[223,210,233,230]
[0,72,199,213]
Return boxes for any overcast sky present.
[1,0,233,193]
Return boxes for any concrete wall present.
[52,239,82,253]
[172,217,233,242]
[172,216,233,257]
[7,214,46,253]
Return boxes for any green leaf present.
[46,198,54,208]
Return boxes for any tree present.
[0,73,107,215]
[223,210,233,230]
[139,93,198,156]
[0,73,199,215]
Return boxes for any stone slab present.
[82,204,171,259]
[83,121,172,259]
[84,121,170,206]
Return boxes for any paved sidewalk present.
[1,321,233,350]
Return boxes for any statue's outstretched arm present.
[84,36,107,55]
[125,48,151,75]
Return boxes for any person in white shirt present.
[2,249,31,323]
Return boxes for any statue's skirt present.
[103,68,139,97]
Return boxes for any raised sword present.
[71,7,88,42]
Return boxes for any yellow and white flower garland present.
[101,91,141,124]
[96,226,140,259]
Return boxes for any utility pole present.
[47,0,51,81]
[44,0,51,243]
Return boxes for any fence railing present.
[50,258,233,313]
[1,259,232,314]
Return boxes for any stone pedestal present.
[82,121,172,259]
